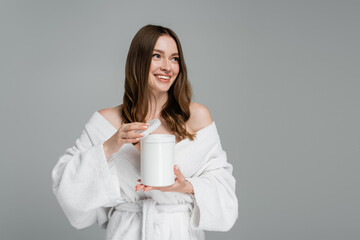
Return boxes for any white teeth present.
[156,75,170,79]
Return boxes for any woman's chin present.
[149,87,170,95]
[149,83,173,94]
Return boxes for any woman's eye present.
[172,57,179,62]
[153,54,160,58]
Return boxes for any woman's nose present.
[160,59,171,71]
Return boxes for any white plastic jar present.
[140,134,175,187]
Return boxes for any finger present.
[153,183,176,192]
[136,184,145,191]
[155,186,170,192]
[174,165,186,182]
[120,131,145,140]
[124,138,140,143]
[149,186,167,192]
[123,122,150,132]
[143,186,153,192]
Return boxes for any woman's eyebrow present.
[153,49,179,56]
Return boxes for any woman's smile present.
[154,74,171,82]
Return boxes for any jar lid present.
[134,118,161,137]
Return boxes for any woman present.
[52,24,238,240]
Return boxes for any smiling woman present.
[51,24,238,240]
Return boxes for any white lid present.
[134,118,161,137]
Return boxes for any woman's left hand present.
[135,165,194,194]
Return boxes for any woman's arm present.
[52,123,122,229]
[186,144,238,231]
[186,102,238,231]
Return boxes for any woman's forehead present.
[154,35,178,54]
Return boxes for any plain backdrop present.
[1,0,359,240]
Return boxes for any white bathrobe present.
[52,111,238,240]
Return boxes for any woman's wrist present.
[103,140,119,162]
[185,180,194,194]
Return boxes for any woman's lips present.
[154,74,171,82]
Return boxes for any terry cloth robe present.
[52,111,238,240]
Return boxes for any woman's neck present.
[146,91,168,120]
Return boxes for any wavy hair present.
[121,24,196,141]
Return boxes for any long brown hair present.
[121,24,196,141]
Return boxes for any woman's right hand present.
[103,122,149,161]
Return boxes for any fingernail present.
[175,165,178,170]
[143,125,148,128]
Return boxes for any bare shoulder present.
[98,104,123,129]
[188,102,213,132]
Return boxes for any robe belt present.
[113,199,192,240]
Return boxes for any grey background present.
[0,0,359,239]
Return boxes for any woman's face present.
[148,35,180,94]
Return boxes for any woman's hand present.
[103,122,149,160]
[135,165,194,194]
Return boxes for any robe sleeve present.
[51,124,122,229]
[186,135,238,231]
